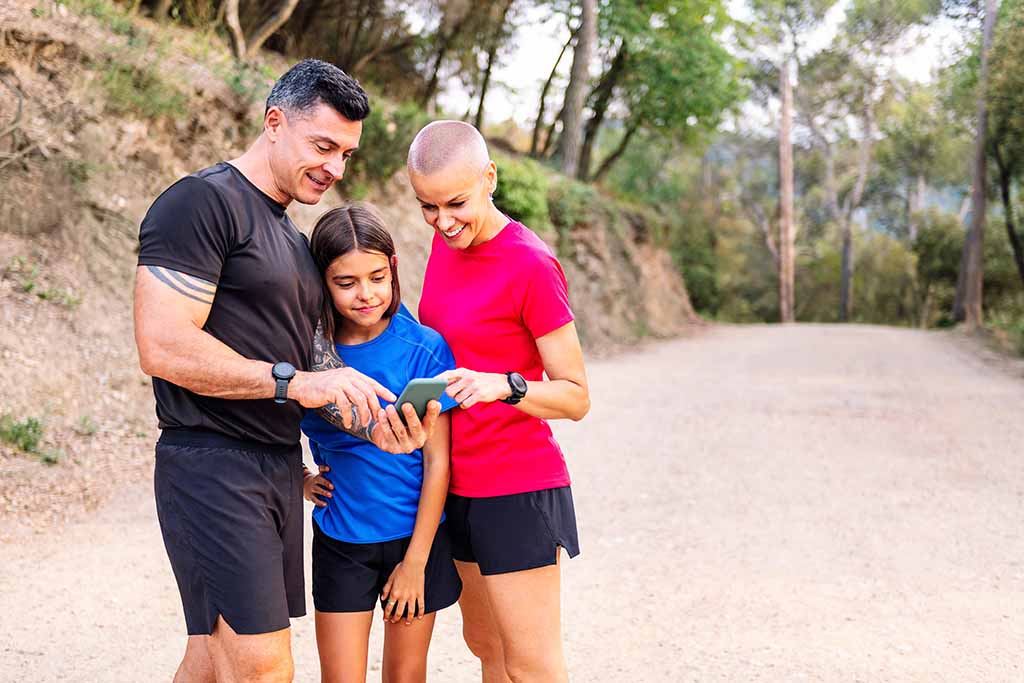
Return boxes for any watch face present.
[273,362,296,380]
[509,372,528,394]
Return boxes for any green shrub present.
[492,154,550,231]
[0,414,44,453]
[40,448,65,466]
[341,102,431,198]
[548,180,598,231]
[71,0,135,36]
[100,61,187,120]
[76,415,99,436]
[223,62,277,107]
[4,257,82,309]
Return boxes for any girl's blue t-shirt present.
[300,310,458,544]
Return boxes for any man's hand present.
[291,367,396,428]
[370,400,442,454]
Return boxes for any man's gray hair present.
[265,59,370,121]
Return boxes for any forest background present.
[6,0,1024,343]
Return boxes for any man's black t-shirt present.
[138,162,323,446]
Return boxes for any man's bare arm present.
[135,265,274,399]
[311,324,374,440]
[134,265,393,426]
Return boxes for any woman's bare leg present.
[482,554,565,683]
[455,560,512,683]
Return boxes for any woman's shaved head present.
[407,120,490,176]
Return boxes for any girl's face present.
[410,159,498,250]
[325,248,395,335]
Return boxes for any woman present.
[407,120,590,682]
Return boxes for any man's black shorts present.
[312,519,462,616]
[445,486,581,576]
[154,429,306,636]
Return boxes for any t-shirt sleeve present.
[137,176,234,283]
[520,252,575,339]
[417,330,459,413]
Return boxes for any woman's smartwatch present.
[272,362,296,404]
[501,371,528,405]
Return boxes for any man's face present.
[266,102,362,205]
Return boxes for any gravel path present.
[3,324,1024,681]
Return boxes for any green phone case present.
[393,378,448,422]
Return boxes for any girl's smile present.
[326,248,396,345]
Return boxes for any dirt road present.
[3,324,1024,681]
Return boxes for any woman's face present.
[409,159,497,250]
[325,249,395,333]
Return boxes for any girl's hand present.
[302,464,333,507]
[381,560,426,625]
[437,369,511,410]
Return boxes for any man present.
[134,59,440,683]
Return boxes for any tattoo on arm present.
[312,322,346,371]
[146,266,216,304]
[312,322,379,443]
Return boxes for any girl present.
[407,120,590,682]
[300,204,461,683]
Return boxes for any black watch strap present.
[501,371,528,405]
[272,362,296,405]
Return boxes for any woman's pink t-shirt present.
[418,221,575,498]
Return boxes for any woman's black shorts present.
[312,520,462,616]
[444,486,581,576]
[154,429,306,636]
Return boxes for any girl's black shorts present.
[312,520,462,616]
[444,486,581,576]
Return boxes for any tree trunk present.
[778,57,796,323]
[474,48,497,130]
[835,104,875,322]
[474,0,514,130]
[577,45,626,180]
[590,120,640,182]
[908,174,926,241]
[957,0,997,327]
[421,46,449,109]
[530,27,576,157]
[244,0,301,59]
[994,145,1024,288]
[919,283,934,328]
[152,0,172,21]
[224,0,246,60]
[541,104,564,158]
[555,0,596,176]
[420,11,473,109]
[839,221,854,321]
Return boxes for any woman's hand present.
[302,464,333,507]
[437,369,511,409]
[381,560,426,625]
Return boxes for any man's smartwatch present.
[271,362,296,404]
[501,371,528,405]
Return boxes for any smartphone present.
[392,378,448,424]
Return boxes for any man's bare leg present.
[205,615,294,683]
[174,636,216,683]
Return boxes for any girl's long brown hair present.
[309,203,401,342]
